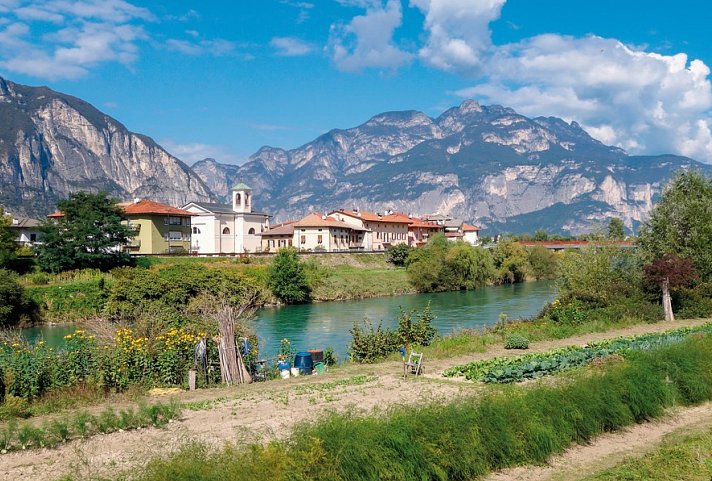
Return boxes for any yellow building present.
[121,200,194,255]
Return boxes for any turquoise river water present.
[23,281,556,360]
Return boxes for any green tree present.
[608,217,625,240]
[528,245,558,280]
[385,243,413,267]
[638,171,712,280]
[533,229,550,241]
[35,192,133,273]
[0,269,38,327]
[441,242,494,290]
[267,247,311,304]
[491,240,530,284]
[0,207,17,267]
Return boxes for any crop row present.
[443,323,712,383]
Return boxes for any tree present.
[442,243,494,290]
[534,229,550,241]
[267,247,311,304]
[491,240,530,284]
[385,243,413,267]
[607,217,625,240]
[0,208,17,267]
[528,245,558,280]
[35,192,133,272]
[638,171,712,280]
[643,253,697,321]
[0,269,38,327]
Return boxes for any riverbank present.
[19,253,414,324]
[1,317,709,481]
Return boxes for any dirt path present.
[0,318,709,481]
[485,402,712,481]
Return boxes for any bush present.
[504,333,529,350]
[491,240,530,284]
[0,269,38,328]
[397,303,437,348]
[348,319,399,363]
[385,244,412,267]
[527,246,558,280]
[267,247,311,304]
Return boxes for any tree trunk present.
[662,277,674,322]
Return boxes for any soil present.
[0,317,709,481]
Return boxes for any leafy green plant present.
[348,319,399,363]
[504,333,529,350]
[267,247,311,304]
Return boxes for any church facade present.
[183,183,270,254]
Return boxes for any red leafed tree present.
[643,253,697,321]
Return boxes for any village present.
[6,182,481,255]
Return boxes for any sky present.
[0,0,711,165]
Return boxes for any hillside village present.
[6,182,480,255]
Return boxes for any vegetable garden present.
[444,323,712,383]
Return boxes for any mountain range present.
[1,76,707,234]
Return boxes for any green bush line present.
[74,337,712,481]
[444,323,712,383]
[0,400,180,453]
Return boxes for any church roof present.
[232,182,252,191]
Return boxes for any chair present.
[403,351,423,376]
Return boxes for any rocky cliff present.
[0,76,215,217]
[198,101,708,234]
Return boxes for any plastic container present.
[290,367,300,377]
[280,369,290,379]
[314,362,326,375]
[294,352,314,375]
[277,360,290,371]
[308,349,324,364]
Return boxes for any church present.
[183,183,271,254]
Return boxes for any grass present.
[311,265,413,301]
[582,425,712,481]
[60,335,712,481]
[0,400,180,452]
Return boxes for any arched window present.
[235,193,241,205]
[248,227,256,235]
[222,227,231,235]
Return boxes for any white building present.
[183,183,270,254]
[5,214,41,246]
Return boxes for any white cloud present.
[165,38,235,57]
[411,0,505,71]
[161,140,243,165]
[270,36,313,57]
[328,0,412,72]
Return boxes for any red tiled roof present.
[518,240,634,247]
[462,223,480,232]
[295,213,368,230]
[260,223,295,236]
[409,217,441,229]
[47,199,193,218]
[444,232,463,238]
[329,209,412,224]
[122,200,194,216]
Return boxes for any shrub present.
[385,244,412,267]
[527,246,558,280]
[397,303,437,348]
[504,333,529,350]
[348,319,399,363]
[267,247,311,304]
[0,269,38,328]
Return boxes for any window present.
[192,227,201,234]
[301,235,306,244]
[169,216,182,225]
[248,227,256,235]
[167,231,183,241]
[317,235,323,244]
[235,193,241,205]
[30,233,37,242]
[164,216,169,225]
[288,239,292,246]
[222,227,231,235]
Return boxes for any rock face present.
[0,76,215,216]
[199,101,708,234]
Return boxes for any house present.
[5,214,41,246]
[408,217,443,246]
[183,183,271,254]
[47,199,194,254]
[422,213,480,246]
[120,199,194,255]
[327,209,411,251]
[261,213,368,252]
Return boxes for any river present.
[23,281,556,360]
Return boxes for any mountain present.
[0,76,215,217]
[197,101,709,234]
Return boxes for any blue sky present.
[0,0,711,164]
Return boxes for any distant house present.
[120,200,194,255]
[423,214,480,246]
[462,223,480,246]
[261,213,368,252]
[407,216,443,246]
[183,183,271,254]
[5,214,41,246]
[327,209,411,250]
